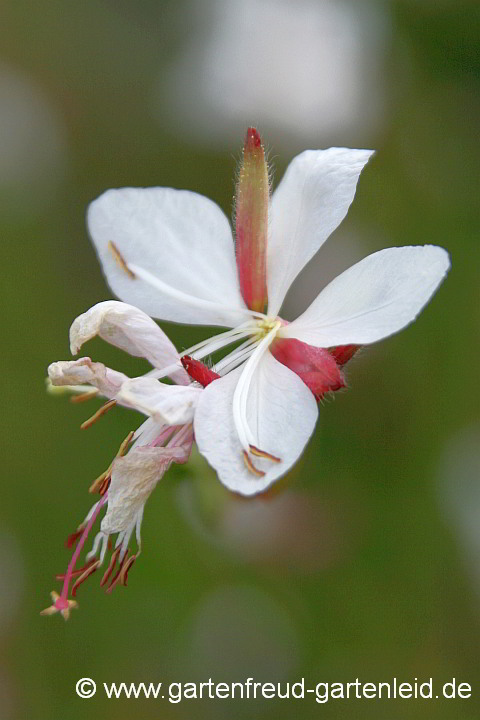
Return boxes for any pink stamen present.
[150,425,177,447]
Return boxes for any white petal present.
[281,245,450,347]
[194,352,318,496]
[48,357,127,399]
[118,377,202,425]
[267,148,374,316]
[101,446,187,535]
[69,300,189,385]
[88,187,248,327]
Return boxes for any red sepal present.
[271,337,346,400]
[181,356,220,387]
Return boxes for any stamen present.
[181,323,258,364]
[146,361,185,381]
[105,551,130,594]
[70,389,99,403]
[249,445,281,463]
[117,430,135,456]
[233,323,280,452]
[129,262,266,322]
[89,469,109,494]
[81,399,117,430]
[120,554,136,586]
[243,451,265,477]
[98,476,111,496]
[150,425,176,447]
[215,337,259,374]
[71,560,101,597]
[100,547,121,587]
[108,241,136,279]
[89,430,134,493]
[41,494,107,619]
[56,558,97,581]
[65,528,84,549]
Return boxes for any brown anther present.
[81,399,117,430]
[100,547,121,587]
[120,554,136,586]
[88,431,134,493]
[249,445,281,463]
[56,558,97,581]
[117,431,135,456]
[65,526,85,549]
[98,476,111,496]
[105,548,137,594]
[70,390,99,404]
[105,550,128,594]
[71,560,101,597]
[243,450,266,477]
[89,468,110,494]
[108,241,136,279]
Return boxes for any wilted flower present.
[42,301,199,617]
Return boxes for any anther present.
[89,469,110,494]
[108,241,136,279]
[55,558,97,581]
[98,476,111,496]
[249,445,281,463]
[105,551,130,594]
[119,554,136,586]
[65,527,85,549]
[243,450,266,477]
[80,399,117,430]
[71,560,101,597]
[70,389,99,403]
[89,430,134,493]
[100,547,121,587]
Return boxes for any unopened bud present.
[235,127,269,313]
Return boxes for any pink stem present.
[60,493,108,601]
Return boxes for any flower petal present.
[87,188,248,327]
[101,446,188,535]
[281,245,450,347]
[194,352,318,495]
[118,377,202,425]
[48,357,128,399]
[70,301,189,385]
[267,148,374,316]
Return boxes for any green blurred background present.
[1,1,479,718]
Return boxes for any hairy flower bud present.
[235,127,269,313]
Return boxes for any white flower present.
[85,133,450,497]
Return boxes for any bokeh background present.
[1,1,479,718]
